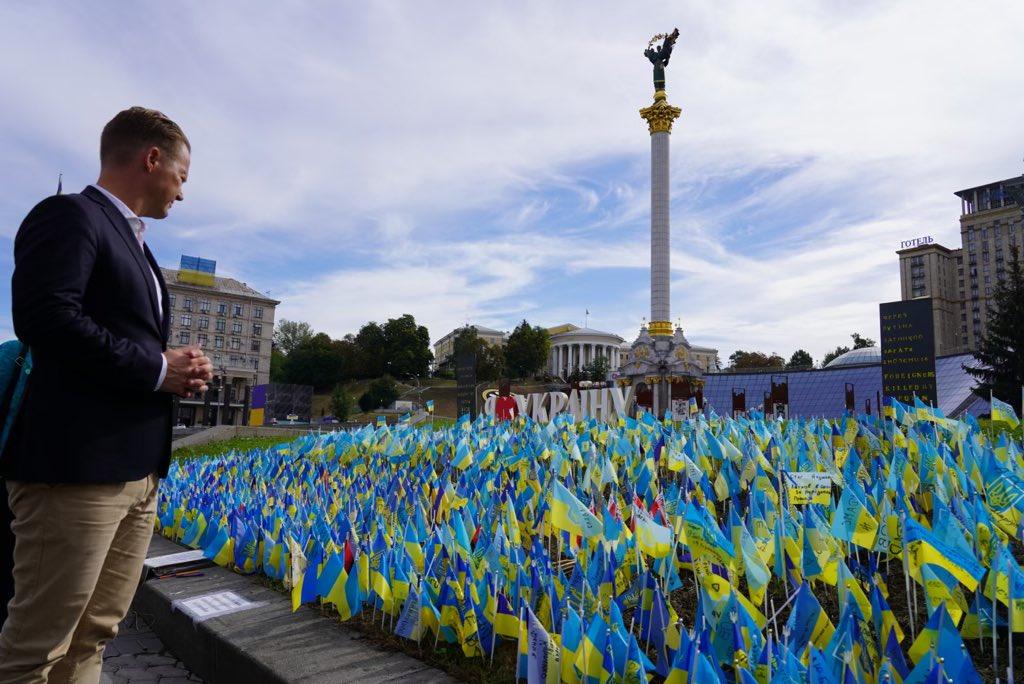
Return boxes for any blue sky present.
[1,1,1022,365]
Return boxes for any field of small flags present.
[156,398,1024,683]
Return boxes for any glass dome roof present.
[824,346,881,368]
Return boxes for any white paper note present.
[143,550,207,569]
[172,590,262,621]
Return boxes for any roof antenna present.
[55,173,63,196]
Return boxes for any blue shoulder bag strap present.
[0,341,32,459]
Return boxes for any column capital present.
[639,94,682,135]
[648,321,673,336]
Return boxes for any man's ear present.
[144,146,161,172]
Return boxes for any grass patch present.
[427,417,455,430]
[172,435,297,462]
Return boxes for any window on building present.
[169,294,176,309]
[178,331,190,344]
[985,286,992,296]
[198,317,209,330]
[251,340,261,352]
[217,302,227,316]
[232,322,242,334]
[183,298,193,312]
[197,333,208,346]
[199,299,210,313]
[252,323,263,337]
[231,337,241,350]
[214,335,224,349]
[253,306,263,319]
[233,304,243,317]
[180,314,192,328]
[250,358,259,370]
[216,319,226,333]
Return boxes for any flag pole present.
[993,560,999,683]
[1007,550,1014,684]
[900,510,916,636]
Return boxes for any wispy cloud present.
[1,1,1022,365]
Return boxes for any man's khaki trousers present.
[0,474,157,684]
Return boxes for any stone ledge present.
[135,535,456,684]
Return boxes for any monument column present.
[640,90,681,338]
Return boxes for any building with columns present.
[547,325,624,378]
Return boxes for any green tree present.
[583,354,610,381]
[273,320,314,355]
[819,344,851,366]
[786,349,813,369]
[477,344,506,382]
[851,332,876,349]
[821,346,851,367]
[504,320,551,379]
[354,322,387,378]
[967,247,1024,413]
[450,326,505,381]
[269,347,287,383]
[452,326,481,358]
[382,314,432,380]
[332,336,361,382]
[330,385,354,421]
[727,350,784,371]
[282,333,343,391]
[358,376,399,412]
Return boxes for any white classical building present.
[547,324,625,378]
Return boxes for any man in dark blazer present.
[0,107,213,683]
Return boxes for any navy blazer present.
[3,186,173,483]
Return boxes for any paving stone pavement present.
[101,609,202,684]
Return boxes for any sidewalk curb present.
[134,535,457,683]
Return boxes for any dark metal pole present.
[204,384,213,426]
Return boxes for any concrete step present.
[135,535,456,683]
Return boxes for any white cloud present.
[1,0,1022,365]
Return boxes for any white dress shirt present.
[91,184,168,391]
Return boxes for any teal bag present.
[0,340,32,459]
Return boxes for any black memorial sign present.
[455,353,477,418]
[879,298,937,406]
